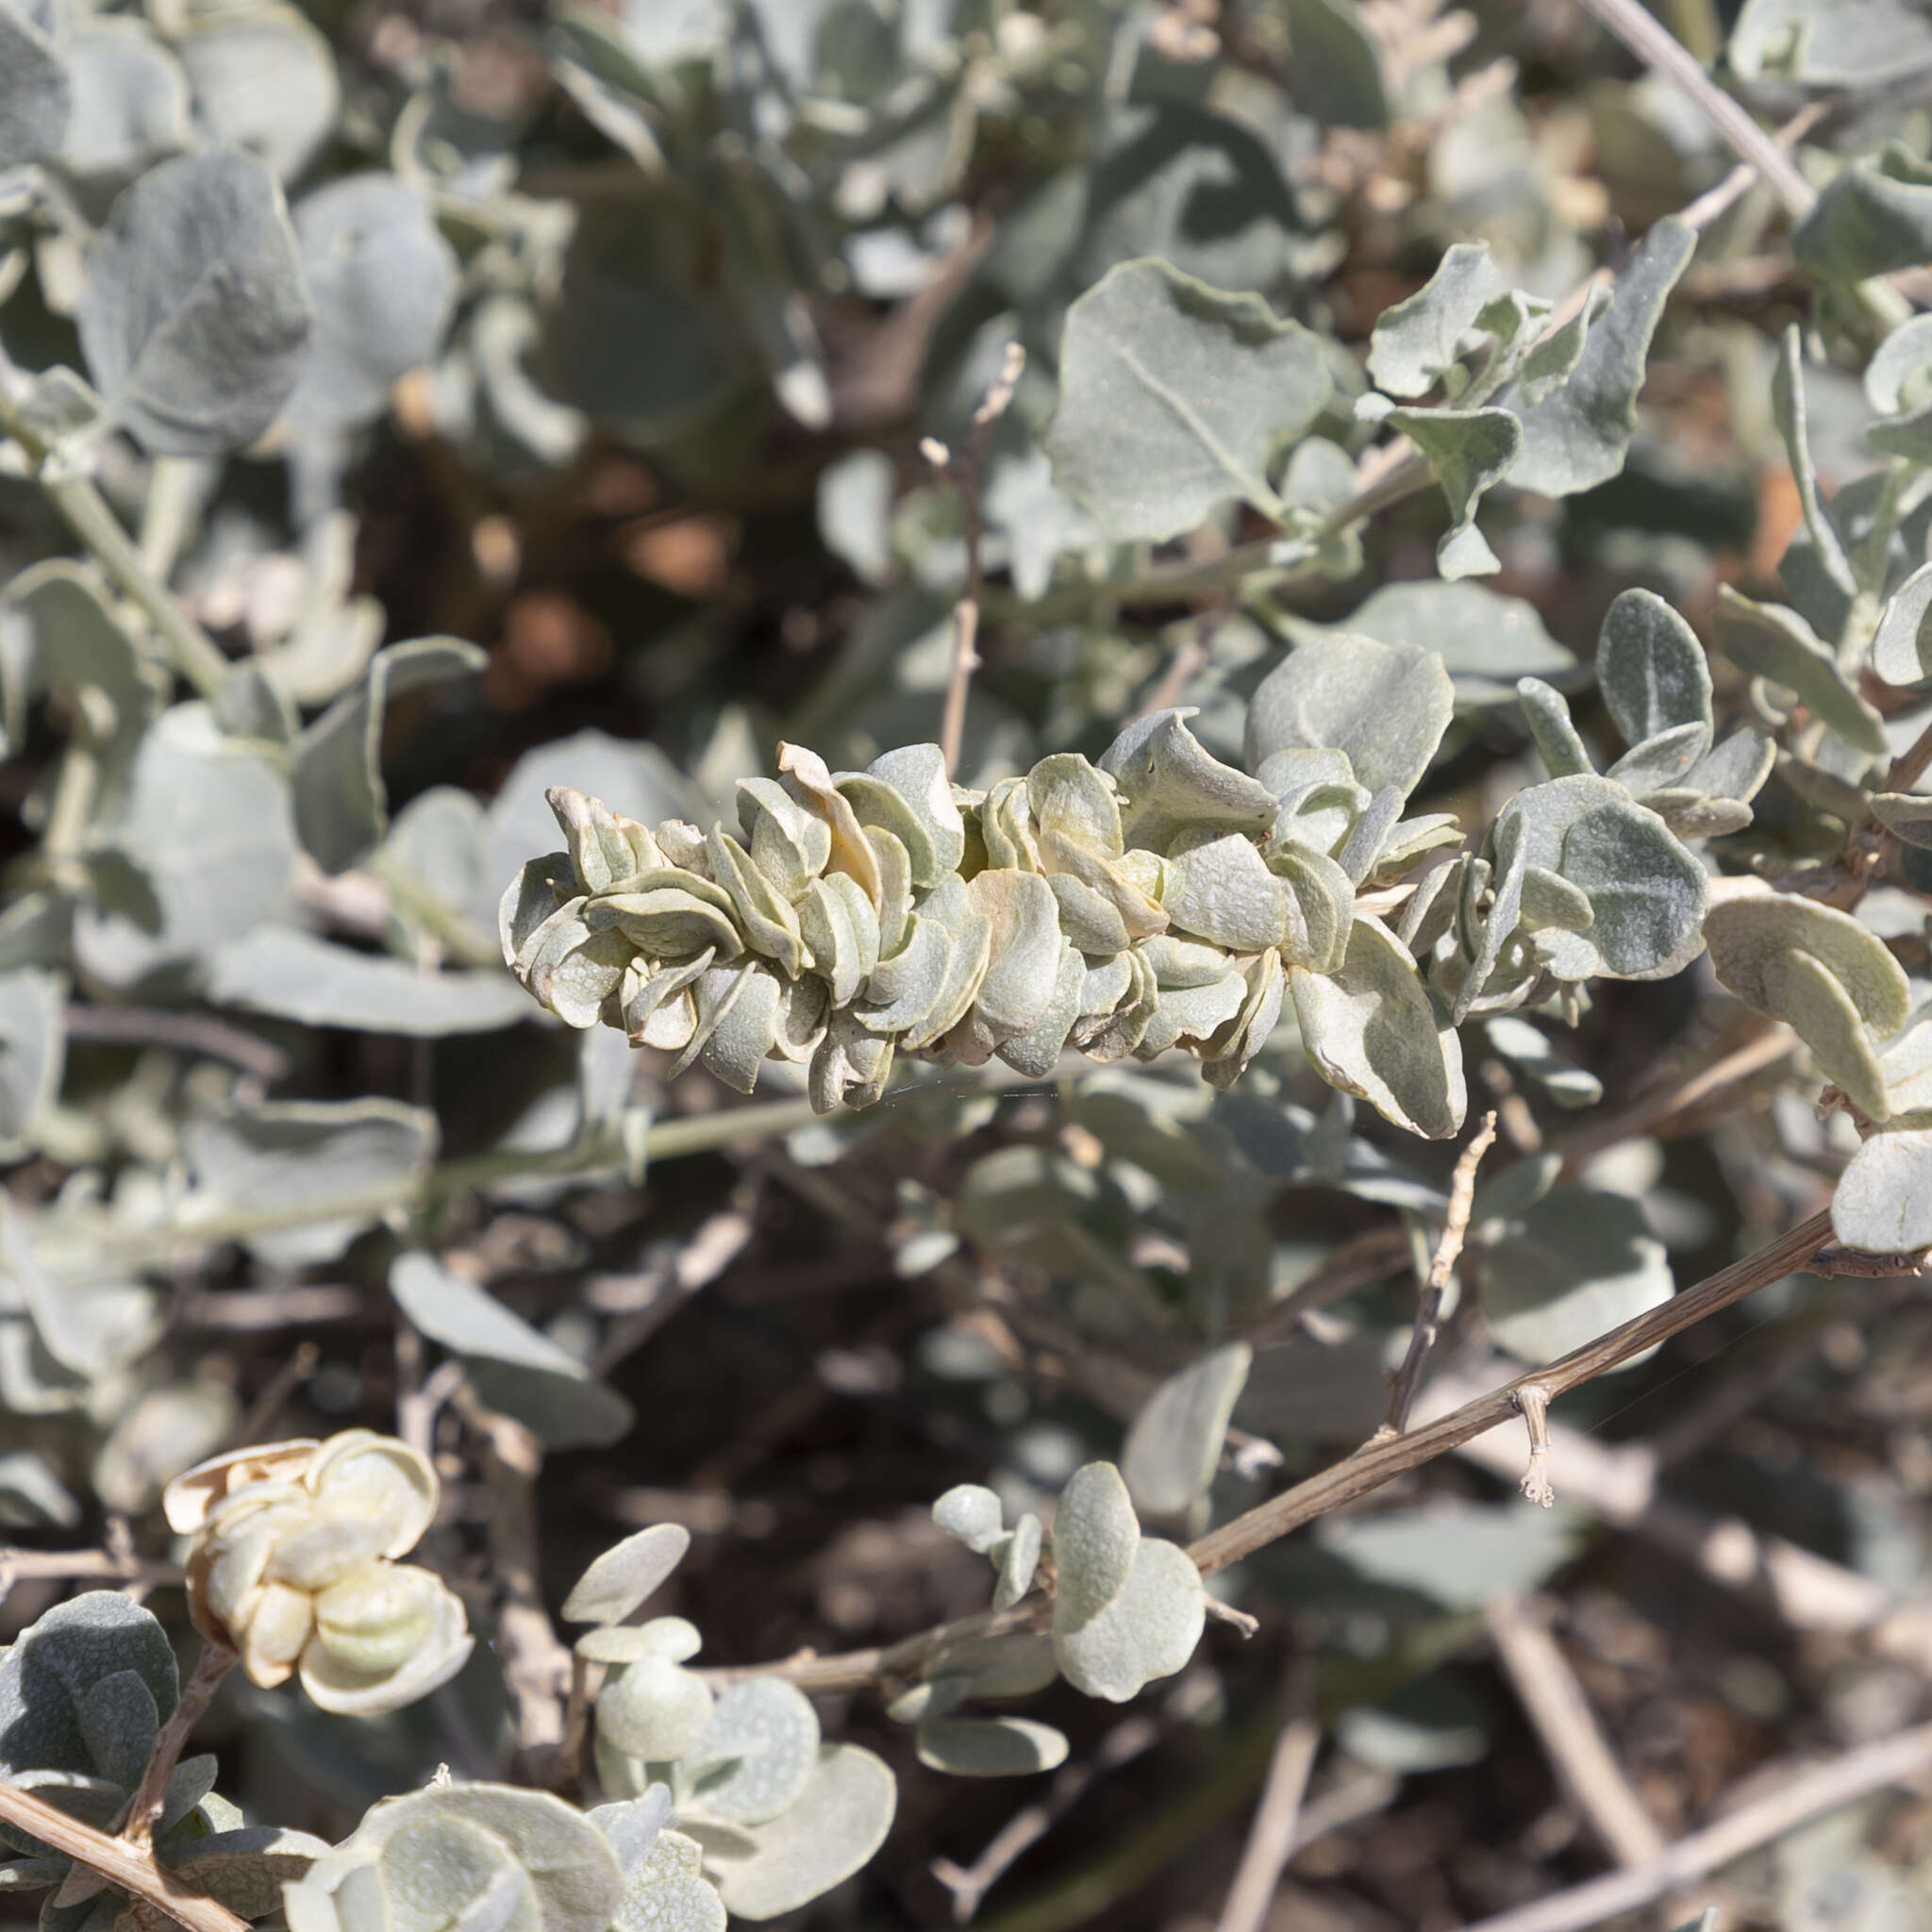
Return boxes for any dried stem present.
[120,1644,237,1850]
[1462,1718,1932,1932]
[933,341,1025,777]
[1515,1382,1556,1508]
[0,1778,245,1932]
[1381,1111,1497,1435]
[1214,1658,1322,1932]
[1484,1595,1664,1868]
[708,1209,1837,1691]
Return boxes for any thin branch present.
[932,1672,1218,1922]
[1552,1022,1797,1176]
[707,1210,1838,1691]
[1568,0,1815,218]
[932,341,1024,777]
[1887,710,1932,795]
[0,1550,182,1592]
[1381,1111,1497,1435]
[1214,1659,1321,1932]
[1484,1595,1664,1869]
[1461,1719,1932,1932]
[122,1645,236,1850]
[0,1778,246,1932]
[1515,1382,1557,1508]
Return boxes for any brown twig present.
[232,1343,320,1447]
[708,1210,1838,1691]
[0,1779,245,1932]
[0,1550,182,1592]
[1380,1111,1497,1435]
[1484,1596,1664,1868]
[930,341,1024,778]
[1214,1658,1322,1932]
[1888,712,1932,795]
[1552,1021,1797,1176]
[1462,1719,1932,1932]
[121,1645,236,1850]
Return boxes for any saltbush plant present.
[6,0,1932,1924]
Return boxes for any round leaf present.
[562,1524,691,1625]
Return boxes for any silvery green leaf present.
[0,972,62,1159]
[1383,405,1520,579]
[1867,315,1932,416]
[1519,285,1608,403]
[1246,637,1454,799]
[577,1619,701,1665]
[91,1383,235,1518]
[1509,217,1694,496]
[1484,1188,1674,1365]
[932,1485,1004,1554]
[588,1789,674,1878]
[1100,708,1275,852]
[1283,0,1389,127]
[5,559,162,793]
[1517,678,1592,779]
[860,744,967,881]
[1331,580,1576,704]
[1596,588,1714,751]
[914,1718,1069,1778]
[928,1632,1060,1702]
[77,151,312,458]
[161,1828,329,1916]
[996,943,1087,1079]
[563,1524,691,1625]
[993,1513,1042,1610]
[1872,793,1932,849]
[285,175,458,431]
[817,450,894,587]
[1481,1015,1602,1108]
[1680,727,1775,806]
[174,5,338,181]
[598,1659,713,1763]
[1161,835,1286,953]
[0,1592,177,1777]
[1469,1150,1563,1228]
[981,445,1099,603]
[706,1744,895,1922]
[1771,326,1857,600]
[1364,242,1507,398]
[1052,1536,1205,1703]
[0,1453,78,1530]
[0,1206,154,1391]
[76,1669,157,1790]
[57,21,187,181]
[611,1829,724,1932]
[294,639,486,874]
[1335,1674,1490,1773]
[1793,142,1932,282]
[1542,785,1707,979]
[1832,1128,1932,1252]
[957,868,1061,1052]
[291,1786,623,1932]
[183,1099,436,1269]
[1049,1461,1139,1623]
[208,926,530,1037]
[1731,0,1932,81]
[213,660,299,746]
[1767,945,1890,1116]
[1291,916,1466,1139]
[1873,560,1932,690]
[0,0,69,167]
[74,702,298,987]
[1043,258,1331,541]
[682,1680,820,1826]
[391,1251,633,1450]
[1605,722,1709,797]
[1705,892,1911,1038]
[1122,1341,1252,1517]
